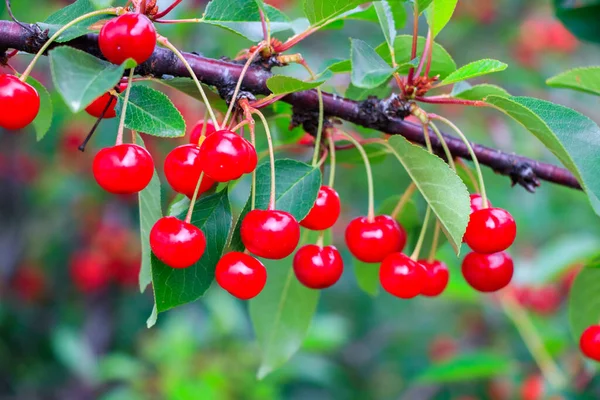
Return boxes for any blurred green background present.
[1,0,600,398]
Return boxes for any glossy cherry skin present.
[345,215,407,263]
[164,144,215,198]
[461,251,514,293]
[85,83,127,119]
[300,186,341,231]
[0,74,40,130]
[150,216,206,269]
[93,144,154,194]
[464,208,516,254]
[99,13,156,65]
[293,245,344,289]
[380,253,427,299]
[189,120,217,144]
[469,194,492,214]
[241,210,300,259]
[580,325,600,361]
[198,130,252,182]
[418,259,449,297]
[241,137,258,174]
[216,252,267,300]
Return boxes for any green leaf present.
[553,0,600,44]
[376,35,456,79]
[416,352,513,383]
[91,0,114,8]
[303,0,365,26]
[349,1,407,32]
[152,190,232,314]
[425,0,459,38]
[451,83,510,101]
[335,142,390,164]
[374,1,396,51]
[351,39,397,89]
[137,135,162,293]
[204,0,292,41]
[250,229,322,379]
[27,77,53,141]
[568,258,600,345]
[416,0,434,13]
[41,0,110,42]
[439,59,508,86]
[345,81,392,101]
[547,67,600,96]
[116,86,186,138]
[266,75,326,96]
[486,96,600,215]
[386,136,470,254]
[49,47,125,113]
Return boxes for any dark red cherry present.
[345,215,407,263]
[69,250,110,293]
[85,83,127,119]
[150,216,206,269]
[464,208,516,254]
[0,74,40,130]
[469,194,491,214]
[93,144,154,194]
[241,209,300,259]
[461,251,513,293]
[300,185,341,231]
[99,13,156,65]
[215,252,267,300]
[164,144,215,198]
[293,245,343,289]
[198,130,251,182]
[189,120,217,144]
[580,325,600,361]
[379,253,427,299]
[418,259,449,297]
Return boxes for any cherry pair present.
[379,253,449,299]
[0,74,40,130]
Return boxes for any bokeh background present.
[1,0,600,399]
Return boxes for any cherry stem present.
[155,18,202,24]
[456,159,481,193]
[258,8,270,44]
[252,109,277,210]
[316,232,325,248]
[185,172,205,224]
[414,28,431,79]
[430,114,489,208]
[499,291,567,390]
[407,5,419,85]
[428,121,456,170]
[296,60,324,167]
[416,96,487,107]
[421,122,433,152]
[223,43,266,128]
[338,129,375,222]
[159,36,220,129]
[250,94,286,109]
[5,0,34,34]
[410,206,431,261]
[427,221,440,262]
[115,68,135,146]
[78,95,116,152]
[250,121,257,211]
[327,132,336,188]
[231,120,250,133]
[391,182,416,220]
[20,8,119,82]
[153,0,183,19]
[277,25,320,53]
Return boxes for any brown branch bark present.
[0,20,582,191]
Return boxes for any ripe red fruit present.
[293,245,344,289]
[99,13,156,65]
[520,374,545,400]
[345,215,407,263]
[198,130,256,181]
[164,144,215,198]
[241,137,258,173]
[300,185,341,231]
[85,83,127,119]
[418,259,449,297]
[580,325,600,361]
[469,194,491,214]
[525,285,562,315]
[216,252,267,300]
[150,217,206,268]
[464,208,516,254]
[93,144,154,194]
[0,74,40,130]
[69,250,110,293]
[241,209,300,259]
[461,251,514,292]
[379,253,427,299]
[13,264,46,302]
[189,120,217,144]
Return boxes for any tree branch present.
[0,20,581,191]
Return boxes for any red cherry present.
[93,144,154,194]
[526,285,562,315]
[99,13,156,65]
[164,144,216,198]
[521,374,545,400]
[469,194,491,214]
[215,252,267,300]
[464,208,516,254]
[69,250,110,293]
[241,209,300,259]
[85,83,127,119]
[293,245,344,289]
[198,130,252,182]
[379,253,427,299]
[418,259,449,297]
[300,185,341,231]
[241,137,258,174]
[345,215,407,263]
[0,74,40,130]
[189,120,217,144]
[150,216,206,269]
[461,251,513,292]
[580,325,600,361]
[12,264,46,302]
